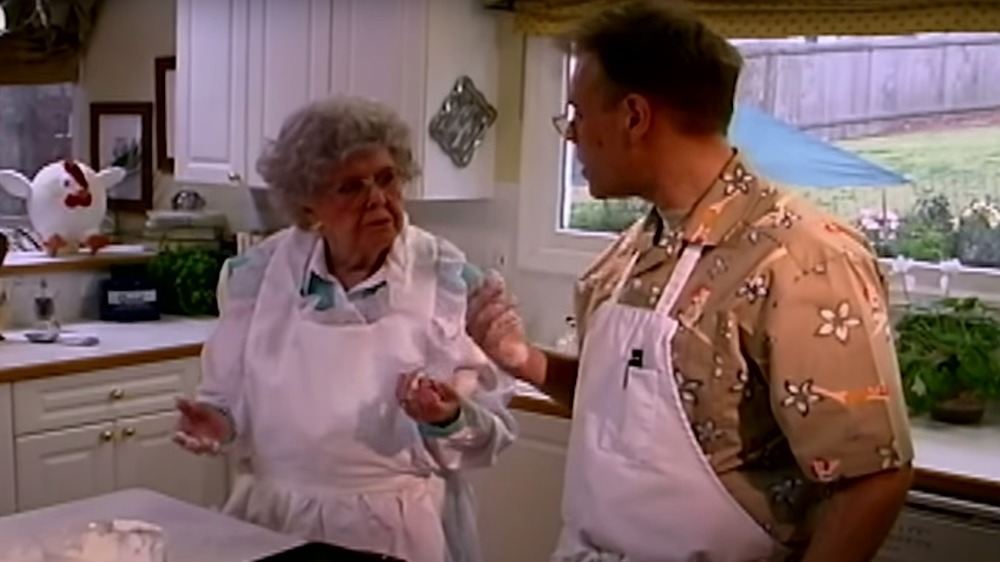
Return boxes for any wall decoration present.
[428,76,498,168]
[90,102,154,213]
[154,56,176,173]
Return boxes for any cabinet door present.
[328,0,427,154]
[174,0,250,186]
[468,411,570,562]
[15,422,116,511]
[244,0,333,188]
[115,412,229,509]
[0,384,14,516]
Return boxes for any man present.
[467,2,914,561]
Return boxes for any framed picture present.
[154,56,176,173]
[89,102,154,213]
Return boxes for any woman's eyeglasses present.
[332,166,404,200]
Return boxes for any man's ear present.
[623,94,652,138]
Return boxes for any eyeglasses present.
[331,166,404,201]
[552,105,578,139]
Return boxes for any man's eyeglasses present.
[552,105,577,138]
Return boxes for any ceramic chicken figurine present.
[0,160,125,257]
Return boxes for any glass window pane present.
[0,83,76,217]
[558,33,1000,268]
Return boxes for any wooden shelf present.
[1,246,156,276]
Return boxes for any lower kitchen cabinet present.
[469,410,571,562]
[8,358,228,513]
[0,384,14,516]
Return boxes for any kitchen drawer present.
[13,359,200,435]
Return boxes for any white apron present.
[554,244,785,562]
[226,231,475,562]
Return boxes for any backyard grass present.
[803,124,1000,219]
[568,124,1000,232]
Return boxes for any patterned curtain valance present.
[0,0,105,85]
[484,1,1000,38]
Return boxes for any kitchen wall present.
[75,0,578,343]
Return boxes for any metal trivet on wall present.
[428,76,498,169]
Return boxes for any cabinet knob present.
[122,427,136,438]
[227,171,241,182]
[109,388,125,400]
[99,430,114,442]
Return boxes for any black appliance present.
[98,264,160,322]
[253,542,405,561]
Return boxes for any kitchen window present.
[0,83,76,219]
[517,32,1000,303]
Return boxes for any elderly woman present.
[173,95,516,562]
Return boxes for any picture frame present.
[89,102,154,213]
[154,56,176,173]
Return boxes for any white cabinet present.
[469,410,570,562]
[174,0,498,200]
[10,359,228,512]
[174,0,249,186]
[244,0,333,188]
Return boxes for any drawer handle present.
[99,430,114,442]
[122,427,136,438]
[109,388,125,400]
[227,171,241,182]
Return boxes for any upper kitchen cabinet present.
[174,0,499,200]
[174,0,249,187]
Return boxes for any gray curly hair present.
[256,95,419,228]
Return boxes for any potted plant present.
[147,245,229,317]
[895,297,1000,424]
[956,199,1000,268]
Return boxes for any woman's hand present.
[173,398,231,455]
[396,372,460,426]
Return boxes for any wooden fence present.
[735,33,1000,140]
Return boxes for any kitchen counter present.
[0,488,299,561]
[2,317,998,507]
[0,317,217,383]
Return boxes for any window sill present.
[1,245,155,277]
[517,229,1000,304]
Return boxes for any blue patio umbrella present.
[729,104,910,188]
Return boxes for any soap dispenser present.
[34,278,58,335]
[554,315,579,355]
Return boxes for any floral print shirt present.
[574,152,914,551]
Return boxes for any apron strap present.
[609,244,705,315]
[654,244,704,314]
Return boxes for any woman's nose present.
[365,183,388,207]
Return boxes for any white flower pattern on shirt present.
[780,379,823,416]
[816,301,862,343]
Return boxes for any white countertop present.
[0,317,996,491]
[0,317,217,375]
[0,488,300,561]
[911,411,1000,484]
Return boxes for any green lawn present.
[798,125,1000,219]
[568,125,1000,232]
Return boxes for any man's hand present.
[466,273,532,376]
[396,372,461,426]
[802,466,913,562]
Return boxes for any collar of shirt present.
[640,150,772,251]
[301,239,391,311]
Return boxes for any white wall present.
[77,0,579,344]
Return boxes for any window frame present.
[516,37,613,276]
[514,36,1000,306]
